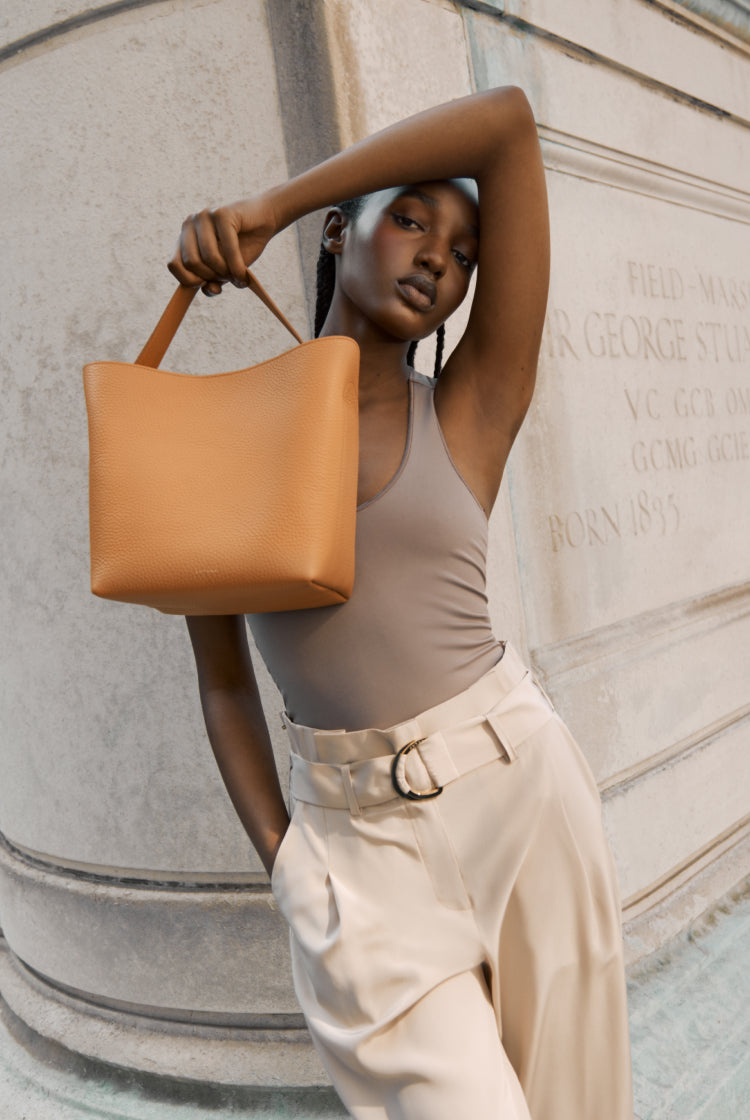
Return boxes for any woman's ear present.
[322,208,349,255]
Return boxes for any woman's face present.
[333,180,479,343]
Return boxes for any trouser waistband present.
[281,644,556,816]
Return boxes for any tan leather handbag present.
[83,273,359,614]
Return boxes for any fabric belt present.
[282,645,557,817]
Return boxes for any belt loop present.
[486,712,517,763]
[341,764,362,817]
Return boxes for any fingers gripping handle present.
[136,271,304,369]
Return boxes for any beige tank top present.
[248,369,504,731]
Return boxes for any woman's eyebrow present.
[394,188,479,239]
[394,187,436,208]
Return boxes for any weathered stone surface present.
[0,0,307,1078]
[0,0,299,873]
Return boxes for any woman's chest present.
[356,379,491,516]
[356,393,410,508]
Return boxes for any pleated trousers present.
[271,643,633,1119]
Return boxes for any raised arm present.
[169,85,549,501]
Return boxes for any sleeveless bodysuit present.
[256,378,633,1120]
[248,369,504,731]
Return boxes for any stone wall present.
[0,0,315,1087]
[457,0,750,959]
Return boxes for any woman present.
[169,86,633,1119]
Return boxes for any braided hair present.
[314,195,446,380]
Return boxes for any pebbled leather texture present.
[82,276,359,614]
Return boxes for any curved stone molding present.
[622,812,750,915]
[0,0,171,64]
[0,941,325,1086]
[622,823,750,964]
[1,832,268,888]
[0,837,298,1016]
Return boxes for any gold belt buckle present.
[391,739,443,800]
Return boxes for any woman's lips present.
[397,274,437,311]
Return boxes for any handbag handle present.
[136,270,304,368]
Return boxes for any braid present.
[314,243,335,338]
[407,325,445,379]
[314,195,368,337]
[407,341,418,368]
[434,324,445,379]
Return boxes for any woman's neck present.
[319,310,411,406]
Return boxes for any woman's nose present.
[415,238,447,277]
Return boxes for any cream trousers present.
[271,643,633,1119]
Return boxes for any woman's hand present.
[168,193,278,295]
[266,826,289,881]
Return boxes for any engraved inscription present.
[542,259,749,553]
[548,488,680,553]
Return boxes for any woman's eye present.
[393,213,420,229]
[453,249,473,269]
